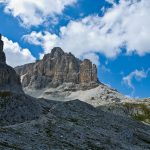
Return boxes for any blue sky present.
[0,0,150,98]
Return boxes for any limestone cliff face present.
[15,47,99,89]
[0,34,23,94]
[79,59,98,83]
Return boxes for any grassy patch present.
[0,128,8,133]
[124,103,150,124]
[45,121,53,137]
[0,91,12,98]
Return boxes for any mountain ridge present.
[15,47,99,90]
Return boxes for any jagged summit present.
[51,47,64,57]
[0,34,23,94]
[15,47,99,89]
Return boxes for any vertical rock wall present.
[0,34,23,94]
[15,47,99,89]
[79,59,98,83]
[0,34,6,64]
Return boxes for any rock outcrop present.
[15,47,99,89]
[0,34,23,94]
[0,34,45,126]
[80,59,98,83]
[0,34,6,64]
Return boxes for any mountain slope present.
[23,83,128,105]
[0,35,150,149]
[0,99,150,150]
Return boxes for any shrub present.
[0,91,12,98]
[124,103,150,124]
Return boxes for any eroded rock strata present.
[15,47,99,89]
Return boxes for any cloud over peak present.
[23,0,150,63]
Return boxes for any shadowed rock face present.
[0,99,150,150]
[0,34,23,94]
[0,34,6,64]
[15,47,99,89]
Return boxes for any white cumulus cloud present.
[2,36,36,67]
[123,69,150,90]
[105,0,116,5]
[0,0,77,27]
[24,0,150,62]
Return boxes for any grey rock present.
[0,34,6,64]
[0,99,150,150]
[0,35,23,94]
[15,47,99,89]
[0,94,43,126]
[80,59,98,83]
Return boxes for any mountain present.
[14,47,128,105]
[0,34,45,126]
[0,35,23,94]
[14,40,150,124]
[0,35,150,149]
[15,47,99,90]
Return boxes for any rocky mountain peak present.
[0,34,23,94]
[51,47,64,57]
[15,48,99,90]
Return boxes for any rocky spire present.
[0,34,23,94]
[79,59,98,83]
[0,34,6,64]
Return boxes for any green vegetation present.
[0,91,12,98]
[0,93,12,109]
[0,128,8,133]
[124,103,150,124]
[45,127,53,137]
[45,121,53,137]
